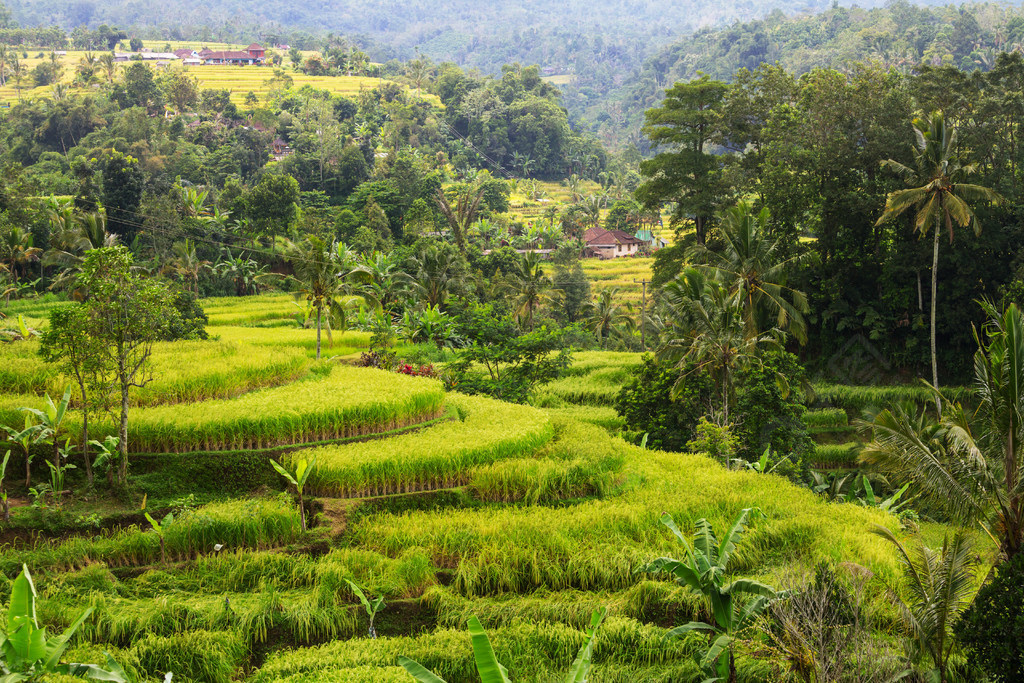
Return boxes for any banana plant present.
[1,450,10,523]
[2,414,44,488]
[639,508,783,683]
[0,564,127,681]
[142,495,174,564]
[345,579,384,638]
[22,386,73,472]
[270,455,317,531]
[45,438,76,506]
[399,608,606,683]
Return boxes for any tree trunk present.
[931,216,941,414]
[80,377,92,485]
[316,308,322,361]
[298,489,306,531]
[118,381,130,485]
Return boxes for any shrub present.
[614,355,714,452]
[734,351,814,462]
[957,551,1024,682]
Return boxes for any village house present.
[113,52,180,62]
[583,227,647,259]
[202,44,265,65]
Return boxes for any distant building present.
[634,229,667,251]
[174,49,199,59]
[583,227,646,259]
[203,50,263,65]
[246,43,266,59]
[114,52,179,62]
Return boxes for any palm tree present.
[877,111,1002,401]
[585,288,633,346]
[507,252,552,331]
[9,54,23,102]
[872,527,977,683]
[862,301,1024,559]
[355,251,410,312]
[287,237,375,360]
[434,185,486,255]
[0,45,8,87]
[407,244,461,309]
[659,267,779,423]
[1,226,42,284]
[164,239,210,295]
[98,54,116,84]
[690,200,811,343]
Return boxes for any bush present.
[162,291,208,341]
[614,355,714,452]
[734,351,814,462]
[957,551,1024,682]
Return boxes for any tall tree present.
[636,75,732,244]
[877,111,1002,400]
[434,184,485,255]
[76,247,177,485]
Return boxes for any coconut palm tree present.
[690,200,811,344]
[872,526,978,683]
[862,301,1024,559]
[508,251,552,331]
[98,53,116,84]
[355,250,410,312]
[164,239,210,295]
[1,226,42,284]
[407,244,461,309]
[287,237,376,360]
[877,111,1002,402]
[434,185,486,255]
[585,288,634,346]
[659,267,779,423]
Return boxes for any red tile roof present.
[585,228,645,246]
[205,51,256,60]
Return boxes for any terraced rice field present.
[0,47,428,107]
[0,292,952,682]
[580,257,656,302]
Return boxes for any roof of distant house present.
[584,228,645,246]
[205,51,258,60]
[246,43,263,51]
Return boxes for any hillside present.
[580,1,1024,149]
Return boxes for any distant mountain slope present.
[574,0,1024,149]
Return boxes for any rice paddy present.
[580,258,656,303]
[0,292,956,682]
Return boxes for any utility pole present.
[634,277,649,351]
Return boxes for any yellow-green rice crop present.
[212,325,372,356]
[347,425,901,598]
[302,393,552,497]
[0,498,303,575]
[0,339,311,405]
[535,351,642,406]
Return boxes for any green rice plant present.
[534,352,643,406]
[541,406,625,431]
[0,338,311,405]
[0,498,303,574]
[802,408,848,429]
[467,421,627,503]
[346,426,901,598]
[269,666,412,682]
[253,616,691,683]
[303,394,553,497]
[811,442,863,468]
[812,383,973,411]
[131,629,245,683]
[82,366,445,453]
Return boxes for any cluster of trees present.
[637,57,1024,383]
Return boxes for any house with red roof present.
[583,227,646,259]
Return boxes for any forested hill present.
[576,0,1024,149]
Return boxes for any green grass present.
[813,383,973,411]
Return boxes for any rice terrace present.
[1,1,1024,682]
